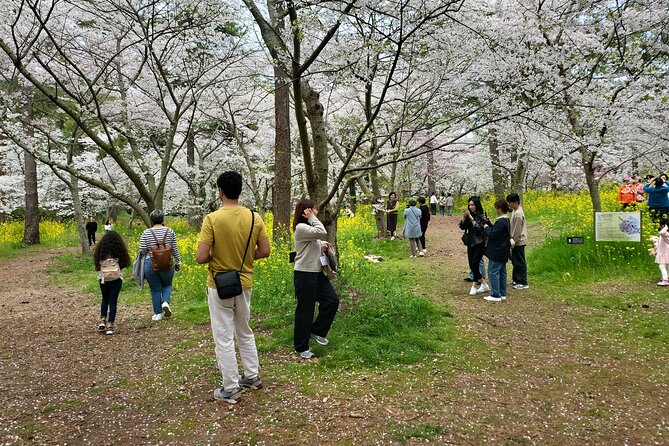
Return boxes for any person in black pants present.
[418,196,431,252]
[86,216,98,246]
[459,197,489,295]
[93,231,131,335]
[292,199,340,359]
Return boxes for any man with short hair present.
[196,171,271,404]
[506,193,529,289]
[429,192,438,215]
[86,216,98,246]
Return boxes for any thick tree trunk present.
[488,127,505,200]
[303,82,329,203]
[272,67,292,240]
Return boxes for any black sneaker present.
[214,387,242,404]
[239,374,263,390]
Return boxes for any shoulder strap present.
[149,229,161,247]
[239,210,255,272]
[162,228,169,244]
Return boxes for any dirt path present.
[1,219,667,445]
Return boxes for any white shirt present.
[430,195,437,204]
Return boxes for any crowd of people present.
[619,174,669,222]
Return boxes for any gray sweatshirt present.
[294,215,326,273]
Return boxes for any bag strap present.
[239,210,255,272]
[149,228,161,248]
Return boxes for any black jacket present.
[419,204,431,230]
[459,213,486,246]
[484,216,510,262]
[86,221,98,233]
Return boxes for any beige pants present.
[207,287,260,391]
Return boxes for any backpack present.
[100,258,121,283]
[149,229,173,271]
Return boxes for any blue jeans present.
[144,258,174,314]
[488,260,507,298]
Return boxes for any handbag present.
[322,245,337,279]
[214,210,255,299]
[461,231,471,246]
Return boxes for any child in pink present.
[656,217,669,286]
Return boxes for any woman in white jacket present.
[292,199,340,359]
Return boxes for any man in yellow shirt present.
[196,171,270,404]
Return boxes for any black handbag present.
[214,210,254,299]
[461,231,471,246]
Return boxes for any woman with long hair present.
[93,231,131,335]
[292,199,340,359]
[459,197,489,295]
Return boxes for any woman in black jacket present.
[459,197,489,295]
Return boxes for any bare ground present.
[1,217,668,445]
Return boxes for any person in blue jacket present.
[482,199,511,302]
[403,199,424,258]
[644,176,669,222]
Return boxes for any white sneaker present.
[418,251,425,257]
[152,313,163,321]
[298,350,315,359]
[390,236,395,241]
[476,284,490,294]
[484,295,502,302]
[513,284,529,290]
[410,255,416,258]
[500,296,507,301]
[161,301,172,318]
[469,285,477,296]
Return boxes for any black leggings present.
[99,279,122,323]
[467,243,486,283]
[293,271,340,352]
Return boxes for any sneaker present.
[423,248,427,253]
[311,334,329,346]
[410,255,416,258]
[152,313,163,321]
[213,387,242,404]
[476,284,490,294]
[500,296,507,301]
[97,319,106,332]
[658,280,669,286]
[484,295,502,302]
[105,322,114,335]
[418,251,425,257]
[239,374,263,390]
[390,236,395,241]
[469,285,477,296]
[161,301,172,318]
[513,284,529,290]
[298,350,315,359]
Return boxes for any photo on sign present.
[594,212,641,242]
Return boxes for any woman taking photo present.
[139,209,182,321]
[459,197,489,295]
[386,192,399,240]
[292,199,340,359]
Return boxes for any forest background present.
[0,0,668,248]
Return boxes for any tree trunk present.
[69,173,89,253]
[426,151,436,196]
[272,66,292,241]
[303,82,329,203]
[488,127,505,200]
[22,94,39,245]
[581,147,602,212]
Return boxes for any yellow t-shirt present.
[198,206,269,289]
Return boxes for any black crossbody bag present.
[213,210,254,299]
